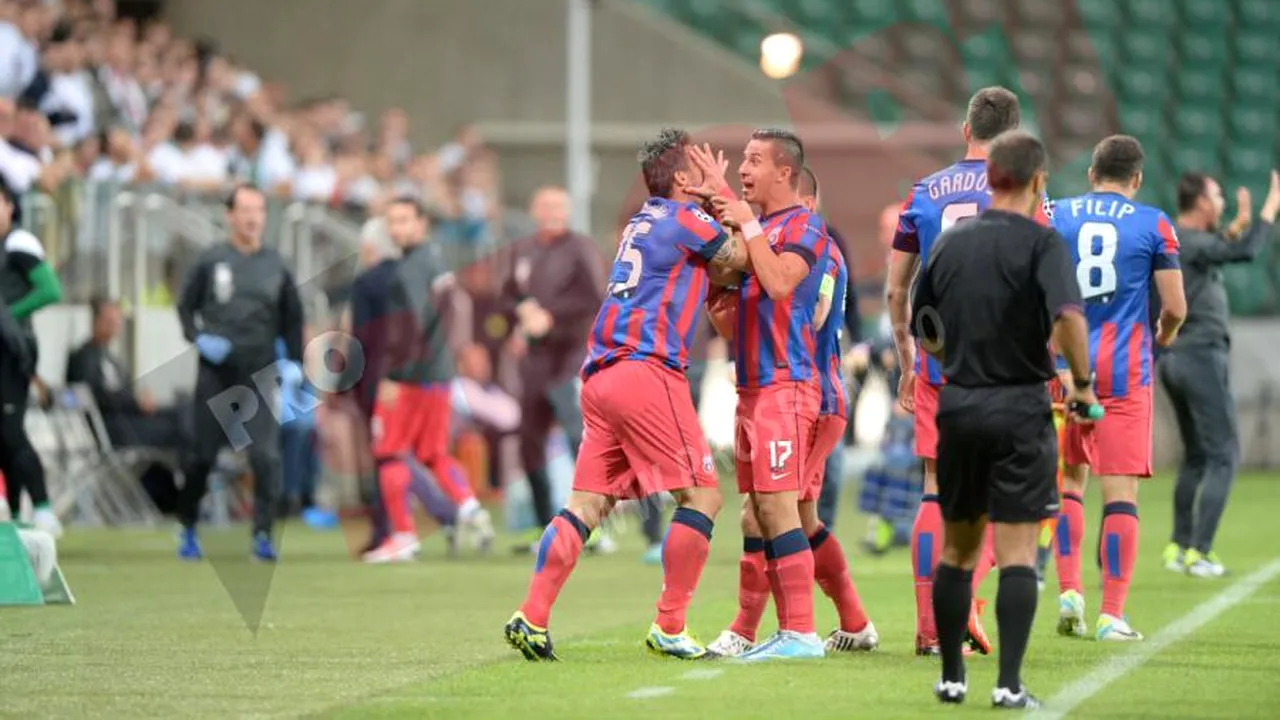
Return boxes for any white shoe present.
[33,508,63,539]
[458,508,495,554]
[934,678,967,704]
[825,621,879,652]
[362,533,421,564]
[1057,590,1087,637]
[1096,614,1144,642]
[706,629,754,657]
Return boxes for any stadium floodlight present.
[760,32,803,79]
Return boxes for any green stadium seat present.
[1179,0,1230,29]
[1076,0,1119,31]
[852,0,898,28]
[1225,146,1276,182]
[1120,30,1174,69]
[1235,0,1280,32]
[1176,69,1228,104]
[1228,108,1279,143]
[900,0,949,27]
[1115,67,1173,105]
[1177,33,1230,68]
[1118,102,1167,141]
[1123,0,1177,29]
[1077,30,1118,67]
[1223,265,1276,317]
[787,0,844,30]
[1233,31,1280,68]
[1171,144,1222,176]
[1231,67,1280,105]
[1172,107,1226,144]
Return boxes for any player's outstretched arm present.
[885,249,920,377]
[705,284,737,341]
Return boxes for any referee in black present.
[175,184,305,562]
[910,131,1097,709]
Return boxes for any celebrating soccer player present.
[1052,135,1187,642]
[505,129,743,661]
[886,87,1034,656]
[701,164,877,657]
[696,130,833,661]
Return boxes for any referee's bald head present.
[986,130,1047,195]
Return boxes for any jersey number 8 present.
[1075,221,1118,301]
[607,220,651,298]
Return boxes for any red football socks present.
[912,496,943,641]
[729,537,769,642]
[519,510,589,628]
[377,460,415,534]
[426,455,476,506]
[655,508,714,635]
[809,526,869,633]
[1057,492,1085,594]
[1100,502,1139,618]
[766,529,816,634]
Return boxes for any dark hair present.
[1176,172,1212,213]
[638,128,691,198]
[88,295,116,319]
[1091,135,1145,184]
[751,128,804,187]
[388,195,428,219]
[798,166,819,198]
[173,122,196,144]
[986,130,1046,191]
[966,87,1022,141]
[225,183,263,210]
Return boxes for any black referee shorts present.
[936,383,1058,525]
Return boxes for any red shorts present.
[913,380,940,460]
[735,381,821,495]
[802,414,847,502]
[573,360,716,499]
[371,383,452,462]
[1062,386,1153,478]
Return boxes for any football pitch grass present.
[5,474,1280,719]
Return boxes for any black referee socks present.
[996,565,1039,693]
[932,563,973,684]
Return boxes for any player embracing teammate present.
[696,131,876,661]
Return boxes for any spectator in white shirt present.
[96,32,148,134]
[147,119,228,191]
[376,108,412,170]
[291,127,336,203]
[228,111,295,195]
[24,27,95,147]
[86,124,152,184]
[0,3,43,98]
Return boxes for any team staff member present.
[1160,170,1279,578]
[911,131,1095,709]
[175,184,304,562]
[501,186,605,547]
[0,179,61,537]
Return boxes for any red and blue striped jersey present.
[1051,192,1180,398]
[817,234,849,418]
[581,197,728,379]
[734,205,828,388]
[894,159,1053,385]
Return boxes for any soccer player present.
[1052,135,1187,642]
[703,165,877,657]
[698,129,831,661]
[504,129,740,661]
[886,87,1030,655]
[365,197,494,564]
[175,184,304,561]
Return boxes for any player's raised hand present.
[685,143,734,199]
[1228,187,1253,238]
[711,195,756,232]
[1260,169,1280,223]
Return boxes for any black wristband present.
[1072,375,1093,391]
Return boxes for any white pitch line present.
[680,668,725,680]
[626,687,675,700]
[1039,558,1280,720]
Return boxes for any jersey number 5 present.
[941,202,980,232]
[1076,221,1118,301]
[607,220,650,298]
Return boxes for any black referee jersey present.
[910,209,1082,524]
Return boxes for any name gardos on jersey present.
[927,170,989,200]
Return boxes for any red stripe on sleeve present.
[676,206,721,242]
[1157,216,1180,256]
[1095,322,1118,397]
